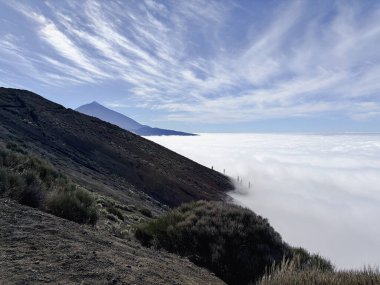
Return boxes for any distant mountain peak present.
[76,102,195,136]
[85,101,103,107]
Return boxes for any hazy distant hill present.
[76,101,195,136]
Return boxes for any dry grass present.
[257,258,380,285]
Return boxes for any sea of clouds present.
[147,133,380,269]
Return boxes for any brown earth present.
[0,199,225,285]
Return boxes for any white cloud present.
[32,15,107,77]
[3,0,380,123]
[147,133,380,269]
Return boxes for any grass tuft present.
[107,206,124,221]
[257,258,380,285]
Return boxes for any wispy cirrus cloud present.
[0,0,380,125]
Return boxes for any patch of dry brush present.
[257,258,380,285]
[0,143,97,224]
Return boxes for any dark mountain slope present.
[0,88,232,207]
[76,101,195,136]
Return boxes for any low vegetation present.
[0,143,98,224]
[291,247,334,272]
[135,200,363,285]
[257,258,379,285]
[47,185,98,225]
[135,200,291,285]
[139,207,153,218]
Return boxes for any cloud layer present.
[147,133,380,269]
[0,0,380,125]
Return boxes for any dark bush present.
[15,178,45,208]
[0,150,55,208]
[0,168,9,193]
[139,207,153,218]
[135,201,290,285]
[47,185,98,225]
[6,142,27,154]
[292,247,334,271]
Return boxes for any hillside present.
[0,88,232,208]
[76,101,195,136]
[0,199,225,285]
[0,87,233,284]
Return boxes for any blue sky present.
[0,0,379,133]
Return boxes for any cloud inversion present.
[148,133,380,269]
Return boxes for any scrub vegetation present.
[0,143,98,224]
[135,200,291,284]
[135,200,379,285]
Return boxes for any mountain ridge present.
[0,87,232,207]
[76,101,143,131]
[76,101,195,136]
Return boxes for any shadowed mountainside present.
[76,101,195,136]
[0,88,232,208]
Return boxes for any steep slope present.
[0,88,232,208]
[0,199,226,285]
[76,101,195,136]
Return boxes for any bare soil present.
[0,199,225,285]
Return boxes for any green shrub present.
[0,168,24,195]
[47,185,98,225]
[139,207,153,218]
[135,201,290,285]
[0,167,9,193]
[6,142,27,154]
[0,145,98,225]
[14,175,45,208]
[292,247,334,272]
[107,206,124,221]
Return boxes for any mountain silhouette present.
[76,101,195,136]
